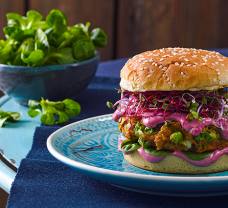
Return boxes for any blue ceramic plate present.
[47,114,228,196]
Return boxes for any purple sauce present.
[138,148,164,163]
[138,146,228,167]
[113,108,228,139]
[118,136,125,151]
[142,113,228,138]
[218,117,228,139]
[119,137,228,167]
[173,149,228,166]
[113,108,125,121]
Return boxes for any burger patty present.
[118,117,228,153]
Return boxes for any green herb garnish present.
[162,103,168,110]
[184,152,211,161]
[187,101,201,120]
[138,138,153,148]
[134,122,154,137]
[138,138,169,157]
[121,139,140,153]
[134,122,144,137]
[144,127,154,134]
[0,9,107,66]
[28,98,81,125]
[0,110,20,127]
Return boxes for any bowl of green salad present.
[0,9,107,105]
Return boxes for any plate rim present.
[47,114,228,182]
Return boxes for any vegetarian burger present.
[113,48,228,174]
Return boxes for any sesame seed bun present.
[124,151,228,174]
[120,48,228,91]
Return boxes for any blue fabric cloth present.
[7,126,228,208]
[7,50,228,207]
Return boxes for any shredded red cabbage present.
[114,90,228,119]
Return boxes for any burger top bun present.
[120,48,228,91]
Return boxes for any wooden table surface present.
[0,189,7,208]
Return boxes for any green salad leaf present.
[0,109,20,127]
[44,48,75,65]
[144,147,170,157]
[23,49,44,66]
[0,9,108,66]
[28,98,81,125]
[121,139,140,153]
[183,152,211,161]
[46,9,67,34]
[91,28,108,47]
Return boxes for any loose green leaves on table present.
[28,98,81,125]
[0,110,20,127]
[0,9,108,67]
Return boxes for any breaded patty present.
[119,117,228,153]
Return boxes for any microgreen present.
[106,101,114,109]
[115,90,227,119]
[0,9,108,66]
[202,96,207,105]
[28,98,81,125]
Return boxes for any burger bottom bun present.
[124,151,228,174]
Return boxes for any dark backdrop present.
[0,0,228,60]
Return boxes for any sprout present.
[114,90,227,119]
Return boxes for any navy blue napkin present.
[7,126,228,208]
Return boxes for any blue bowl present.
[0,54,99,105]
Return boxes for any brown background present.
[0,0,227,206]
[0,0,228,61]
